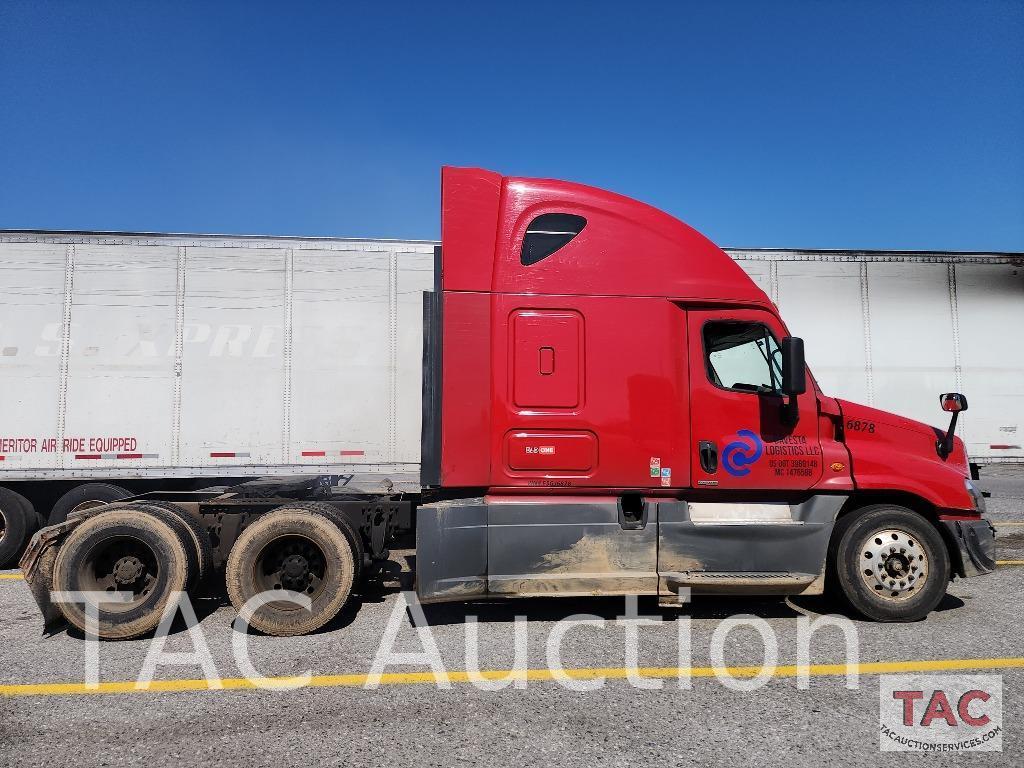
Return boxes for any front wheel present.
[831,505,950,622]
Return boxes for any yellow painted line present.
[995,521,1024,527]
[997,560,1024,566]
[0,573,24,580]
[2,657,1024,698]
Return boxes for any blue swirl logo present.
[722,430,764,477]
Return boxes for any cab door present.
[687,309,823,490]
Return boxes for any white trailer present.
[729,249,1024,466]
[0,231,436,486]
[0,231,1021,563]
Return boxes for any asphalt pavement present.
[1,468,1022,767]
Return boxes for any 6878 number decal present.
[846,419,876,434]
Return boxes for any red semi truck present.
[21,166,995,638]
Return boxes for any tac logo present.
[721,429,763,477]
[879,674,1002,752]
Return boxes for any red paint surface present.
[505,431,598,472]
[686,308,825,491]
[439,290,492,486]
[838,400,973,510]
[512,310,582,409]
[436,166,977,512]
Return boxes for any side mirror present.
[941,392,968,413]
[936,392,968,459]
[781,337,806,396]
[778,336,805,425]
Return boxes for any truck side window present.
[703,321,782,394]
[521,213,586,265]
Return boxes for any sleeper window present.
[521,213,586,266]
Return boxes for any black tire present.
[48,483,132,526]
[53,500,207,591]
[0,487,38,568]
[830,505,950,622]
[130,504,205,593]
[135,501,214,587]
[52,507,194,640]
[307,502,365,585]
[225,503,358,637]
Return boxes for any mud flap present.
[19,506,121,633]
[19,522,78,633]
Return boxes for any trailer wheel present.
[225,505,358,637]
[48,483,132,526]
[831,505,950,622]
[0,487,38,568]
[52,507,194,640]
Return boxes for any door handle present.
[699,440,718,474]
[539,346,555,375]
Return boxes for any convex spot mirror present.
[940,393,968,413]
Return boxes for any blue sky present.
[1,1,1021,250]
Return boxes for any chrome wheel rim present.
[859,528,928,601]
[0,507,6,544]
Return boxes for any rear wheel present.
[0,487,38,568]
[52,506,193,639]
[129,504,205,593]
[48,483,132,526]
[135,501,214,587]
[225,504,358,637]
[831,505,950,622]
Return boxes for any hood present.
[837,399,973,511]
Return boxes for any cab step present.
[659,571,818,604]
